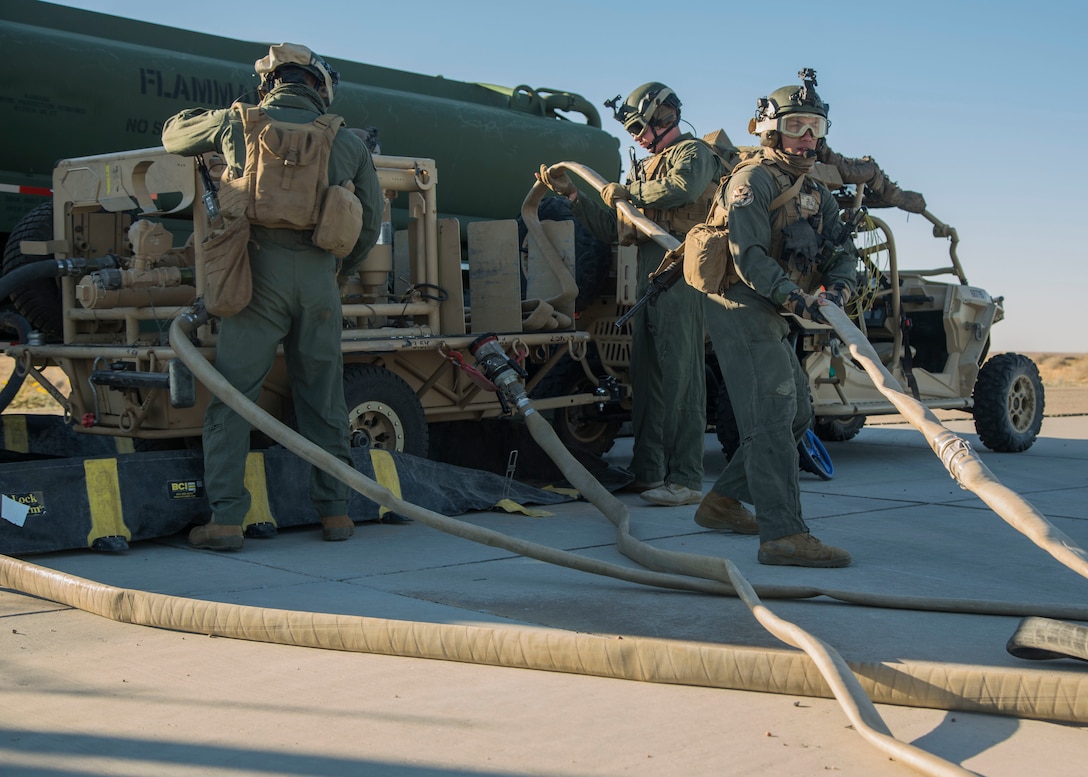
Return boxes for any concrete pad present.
[3,416,1088,776]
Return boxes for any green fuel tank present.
[0,0,620,236]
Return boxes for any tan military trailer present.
[0,141,1045,472]
[0,147,600,458]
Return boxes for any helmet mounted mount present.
[750,67,830,141]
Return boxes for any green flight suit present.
[162,85,382,525]
[572,135,725,490]
[704,150,856,541]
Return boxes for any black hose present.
[0,255,122,303]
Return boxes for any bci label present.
[168,480,204,500]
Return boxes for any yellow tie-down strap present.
[84,458,132,544]
[493,498,554,518]
[369,449,401,519]
[242,452,277,530]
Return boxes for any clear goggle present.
[777,113,828,138]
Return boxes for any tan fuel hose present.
[0,308,1078,777]
[1,169,1086,775]
[552,160,1088,580]
[820,305,1088,577]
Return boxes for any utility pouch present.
[782,218,820,276]
[681,223,738,295]
[312,180,363,259]
[202,178,253,317]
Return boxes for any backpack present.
[233,105,363,258]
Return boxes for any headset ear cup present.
[656,106,678,128]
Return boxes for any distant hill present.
[1015,353,1088,386]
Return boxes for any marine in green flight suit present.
[540,82,727,508]
[162,43,382,550]
[698,70,857,567]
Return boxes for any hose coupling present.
[174,302,210,336]
[936,433,973,487]
[469,334,534,416]
[55,254,123,277]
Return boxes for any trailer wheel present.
[2,202,64,340]
[532,356,620,455]
[814,415,866,442]
[343,364,428,457]
[973,353,1045,452]
[0,313,31,413]
[516,196,611,311]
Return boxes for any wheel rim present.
[1007,374,1039,434]
[562,404,612,446]
[348,400,405,451]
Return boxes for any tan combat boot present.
[757,533,851,568]
[188,523,244,551]
[694,491,759,534]
[640,483,702,506]
[321,514,355,542]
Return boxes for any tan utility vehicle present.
[535,155,1045,459]
[797,164,1044,453]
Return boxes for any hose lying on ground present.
[1,305,1079,777]
[3,170,1087,777]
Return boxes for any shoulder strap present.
[769,173,805,212]
[237,105,266,127]
[312,113,344,133]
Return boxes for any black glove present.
[784,289,828,324]
[820,281,852,309]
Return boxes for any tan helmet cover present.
[255,43,336,102]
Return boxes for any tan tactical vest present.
[622,139,725,243]
[708,154,826,289]
[233,105,344,230]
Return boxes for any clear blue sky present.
[54,0,1088,352]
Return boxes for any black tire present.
[516,196,612,311]
[2,202,64,339]
[814,415,866,442]
[0,363,27,414]
[531,355,621,456]
[343,363,429,457]
[0,312,31,413]
[973,353,1045,452]
[798,429,834,480]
